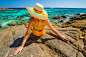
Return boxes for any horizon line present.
[0,7,86,9]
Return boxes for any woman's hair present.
[30,17,34,19]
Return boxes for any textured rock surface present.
[0,25,85,57]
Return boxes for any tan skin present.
[13,14,69,56]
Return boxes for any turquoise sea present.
[0,8,86,30]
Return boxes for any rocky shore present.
[0,22,86,57]
[0,13,86,57]
[0,8,13,11]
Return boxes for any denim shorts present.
[28,33,41,41]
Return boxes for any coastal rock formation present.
[62,13,86,25]
[76,13,80,15]
[53,15,60,19]
[0,24,85,57]
[0,8,13,11]
[61,16,67,18]
[8,22,17,26]
[59,19,63,22]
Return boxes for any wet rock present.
[53,15,60,19]
[69,19,73,21]
[59,19,63,22]
[21,22,26,24]
[61,16,67,18]
[80,13,86,16]
[63,21,71,25]
[18,22,22,25]
[8,22,17,26]
[3,17,9,19]
[76,13,80,15]
[17,16,21,19]
[0,26,1,28]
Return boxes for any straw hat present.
[26,3,48,20]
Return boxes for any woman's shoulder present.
[28,17,34,23]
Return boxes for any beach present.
[0,8,86,57]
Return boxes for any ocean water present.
[0,8,86,30]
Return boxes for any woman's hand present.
[13,46,23,55]
[61,36,69,41]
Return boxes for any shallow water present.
[0,8,86,30]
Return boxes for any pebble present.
[31,55,33,57]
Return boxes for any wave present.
[1,20,15,27]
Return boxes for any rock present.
[17,22,22,25]
[8,22,17,26]
[76,13,80,15]
[80,13,86,16]
[61,16,67,18]
[0,8,13,11]
[6,26,13,28]
[0,26,1,28]
[63,21,71,25]
[81,16,86,19]
[69,18,73,21]
[70,18,74,19]
[84,41,86,45]
[24,23,29,28]
[84,45,86,49]
[77,52,84,57]
[53,15,60,19]
[0,29,13,50]
[52,25,61,28]
[59,19,63,22]
[42,34,77,57]
[21,22,26,24]
[85,33,86,41]
[10,24,27,39]
[83,50,86,56]
[78,40,84,50]
[0,25,85,57]
[76,17,81,20]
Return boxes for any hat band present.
[34,8,43,13]
[29,7,46,18]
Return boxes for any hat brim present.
[26,7,48,20]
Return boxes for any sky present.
[0,0,86,8]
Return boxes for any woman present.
[13,3,69,55]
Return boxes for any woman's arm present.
[46,19,62,37]
[13,18,33,55]
[21,18,33,47]
[46,19,69,41]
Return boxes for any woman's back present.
[30,17,47,30]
